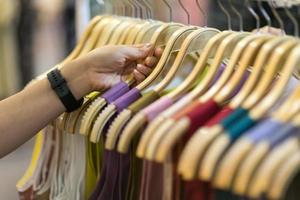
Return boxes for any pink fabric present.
[143,97,174,121]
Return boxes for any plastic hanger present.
[200,38,298,184]
[88,22,184,142]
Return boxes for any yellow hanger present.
[248,113,300,198]
[119,31,233,154]
[105,26,199,150]
[62,17,142,133]
[89,23,184,142]
[200,39,299,184]
[144,32,258,161]
[267,150,300,200]
[63,15,105,63]
[178,38,298,180]
[222,41,300,194]
[177,36,297,181]
[153,35,273,163]
[78,21,165,137]
[140,30,252,160]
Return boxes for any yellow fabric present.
[16,131,44,190]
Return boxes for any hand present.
[60,44,163,99]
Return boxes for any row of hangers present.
[53,0,300,199]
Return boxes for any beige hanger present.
[248,137,300,198]
[105,26,199,150]
[109,26,222,151]
[200,39,299,185]
[212,84,300,191]
[120,31,233,155]
[153,35,273,163]
[64,19,144,133]
[58,16,115,131]
[177,36,298,180]
[229,42,300,195]
[267,150,300,200]
[137,31,254,159]
[89,23,184,142]
[77,20,165,137]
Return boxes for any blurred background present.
[0,0,299,198]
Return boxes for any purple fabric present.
[102,81,130,103]
[229,70,250,99]
[244,118,283,144]
[269,124,298,148]
[113,88,142,112]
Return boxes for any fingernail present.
[144,43,152,48]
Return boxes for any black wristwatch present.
[47,68,83,112]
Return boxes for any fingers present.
[136,64,152,76]
[133,69,146,83]
[123,43,153,60]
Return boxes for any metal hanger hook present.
[257,0,272,31]
[283,1,299,37]
[268,0,285,34]
[196,0,207,26]
[178,0,191,25]
[229,0,243,31]
[217,0,232,30]
[162,0,173,21]
[245,0,260,32]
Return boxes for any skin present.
[0,44,163,158]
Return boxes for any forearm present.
[0,60,90,158]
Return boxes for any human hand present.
[60,44,163,99]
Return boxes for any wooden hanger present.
[200,39,299,184]
[63,18,143,134]
[105,26,199,150]
[248,118,300,198]
[153,35,273,163]
[227,42,300,195]
[89,23,184,142]
[66,20,157,134]
[137,33,249,159]
[108,28,220,150]
[267,150,300,200]
[177,36,292,180]
[151,34,270,162]
[77,20,164,136]
[58,16,119,132]
[119,31,233,154]
[212,83,300,191]
[145,32,259,161]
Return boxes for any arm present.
[0,44,162,158]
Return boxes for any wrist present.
[59,60,92,100]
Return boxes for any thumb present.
[124,43,153,60]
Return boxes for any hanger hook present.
[145,0,154,19]
[196,0,207,26]
[245,0,260,32]
[135,0,146,19]
[257,0,272,28]
[178,0,191,24]
[217,0,232,30]
[268,0,285,34]
[229,0,243,31]
[162,0,172,21]
[140,0,151,19]
[283,2,299,37]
